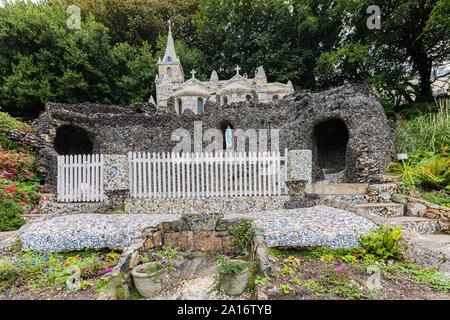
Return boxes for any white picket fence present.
[128,150,288,199]
[57,154,104,202]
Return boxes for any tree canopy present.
[0,0,448,119]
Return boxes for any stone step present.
[312,183,369,195]
[422,234,450,246]
[355,202,404,217]
[388,216,439,235]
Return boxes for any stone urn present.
[284,179,319,209]
[285,179,308,196]
[221,261,250,296]
[131,263,163,298]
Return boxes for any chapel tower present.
[155,22,185,107]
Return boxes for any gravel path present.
[18,205,377,252]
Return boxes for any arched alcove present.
[313,119,349,173]
[219,121,234,150]
[54,125,93,155]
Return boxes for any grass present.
[394,110,449,154]
[420,190,450,208]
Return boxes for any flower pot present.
[131,263,163,298]
[221,264,249,296]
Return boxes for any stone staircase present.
[315,182,441,234]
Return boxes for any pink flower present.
[337,265,344,273]
[98,270,103,275]
[105,268,112,273]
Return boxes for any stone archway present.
[54,125,93,155]
[313,119,349,174]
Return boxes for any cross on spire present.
[235,65,241,75]
[191,69,196,79]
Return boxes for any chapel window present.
[197,98,203,115]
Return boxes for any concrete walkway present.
[13,205,378,252]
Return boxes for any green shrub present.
[227,218,263,252]
[416,157,450,188]
[420,190,450,208]
[359,226,405,261]
[394,110,449,154]
[0,197,25,231]
[0,112,32,131]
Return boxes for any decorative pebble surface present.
[125,196,289,214]
[20,214,180,252]
[226,205,378,249]
[368,183,398,203]
[287,150,312,192]
[103,154,129,190]
[20,206,377,252]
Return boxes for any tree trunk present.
[417,61,433,101]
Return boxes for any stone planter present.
[131,263,163,298]
[221,262,249,296]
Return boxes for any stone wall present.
[28,83,395,190]
[393,194,450,232]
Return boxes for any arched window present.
[166,56,172,62]
[272,95,279,103]
[167,67,172,79]
[177,99,182,114]
[197,98,203,115]
[222,96,228,105]
[246,95,251,103]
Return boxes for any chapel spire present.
[163,19,177,62]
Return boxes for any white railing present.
[129,150,288,199]
[57,154,104,202]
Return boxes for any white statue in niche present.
[225,125,233,150]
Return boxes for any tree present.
[193,0,347,89]
[0,0,159,119]
[47,0,202,49]
[321,0,449,102]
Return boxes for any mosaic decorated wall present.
[287,150,312,192]
[103,154,129,191]
[125,196,289,215]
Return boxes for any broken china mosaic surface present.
[287,150,312,192]
[103,154,129,190]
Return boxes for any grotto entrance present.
[54,125,93,155]
[313,119,349,174]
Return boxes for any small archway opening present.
[313,119,349,173]
[246,95,252,103]
[222,96,228,106]
[220,121,233,150]
[197,98,203,115]
[272,95,279,103]
[54,125,93,155]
